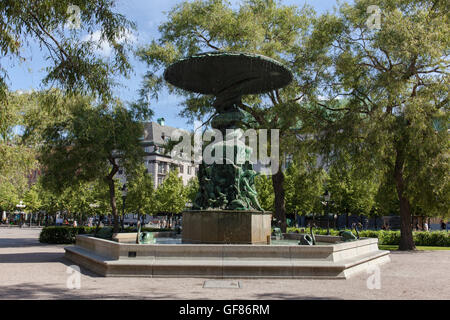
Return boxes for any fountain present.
[64,52,390,278]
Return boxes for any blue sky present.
[7,0,342,130]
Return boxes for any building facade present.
[118,118,198,187]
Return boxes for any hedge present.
[40,226,449,246]
[286,227,450,246]
[39,226,96,244]
[39,226,175,244]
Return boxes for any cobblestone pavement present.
[0,228,449,300]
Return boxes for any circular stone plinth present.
[164,51,293,96]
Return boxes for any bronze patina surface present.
[165,51,292,212]
[163,51,293,96]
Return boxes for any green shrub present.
[39,226,95,244]
[95,226,113,239]
[39,225,175,244]
[413,231,449,246]
[286,227,449,246]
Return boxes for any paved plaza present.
[0,228,449,300]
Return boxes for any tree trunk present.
[394,147,416,251]
[136,209,141,244]
[107,177,119,234]
[95,214,103,236]
[272,169,287,232]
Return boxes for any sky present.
[7,0,343,130]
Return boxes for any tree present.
[155,169,188,214]
[126,164,157,224]
[23,183,41,225]
[39,94,145,233]
[284,160,327,217]
[326,153,381,224]
[305,0,449,249]
[254,174,274,212]
[0,181,19,214]
[0,0,136,101]
[0,92,39,209]
[185,177,199,205]
[137,0,329,232]
[36,181,64,226]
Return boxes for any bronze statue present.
[164,52,292,212]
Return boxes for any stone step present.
[65,245,390,279]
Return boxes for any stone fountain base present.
[64,234,390,279]
[182,210,272,244]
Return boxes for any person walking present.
[441,220,446,231]
[424,222,429,231]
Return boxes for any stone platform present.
[64,234,390,279]
[182,210,272,244]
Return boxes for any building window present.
[179,165,184,174]
[158,176,164,186]
[158,162,167,174]
[187,166,192,175]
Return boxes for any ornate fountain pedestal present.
[182,210,272,244]
[163,52,292,245]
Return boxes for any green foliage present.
[0,92,39,208]
[39,96,144,191]
[95,226,114,239]
[0,180,20,212]
[302,0,449,249]
[155,169,188,213]
[327,152,381,217]
[39,226,174,244]
[286,227,450,246]
[0,0,136,100]
[39,226,96,244]
[38,95,144,233]
[185,177,199,204]
[285,159,327,216]
[23,184,41,213]
[126,164,157,215]
[255,174,274,211]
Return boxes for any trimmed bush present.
[95,226,113,239]
[413,231,449,246]
[39,226,96,244]
[286,227,449,247]
[39,225,175,244]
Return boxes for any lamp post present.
[121,184,127,232]
[16,201,26,227]
[89,202,99,226]
[323,191,331,235]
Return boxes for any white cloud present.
[82,29,137,57]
